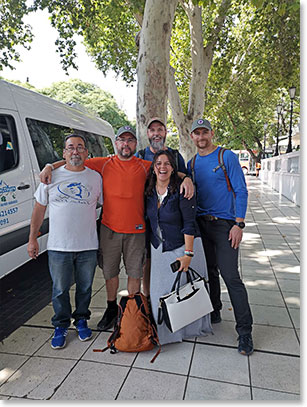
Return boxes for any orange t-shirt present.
[85,156,151,234]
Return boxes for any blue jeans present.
[48,250,97,328]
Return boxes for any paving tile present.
[117,368,186,400]
[252,325,299,355]
[220,304,235,322]
[0,356,77,399]
[190,344,249,385]
[250,304,293,328]
[276,278,300,293]
[51,360,129,400]
[274,270,300,280]
[82,332,137,366]
[197,320,237,347]
[243,277,278,291]
[0,354,29,386]
[134,341,194,375]
[89,289,108,307]
[35,331,98,359]
[24,305,54,327]
[250,352,300,393]
[252,388,300,400]
[283,292,300,309]
[87,308,106,329]
[185,377,251,400]
[0,327,51,356]
[288,308,300,329]
[270,257,300,269]
[246,288,284,307]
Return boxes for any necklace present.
[156,186,168,204]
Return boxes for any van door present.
[0,112,36,278]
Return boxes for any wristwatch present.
[235,221,245,229]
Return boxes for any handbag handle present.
[188,266,209,283]
[171,269,197,300]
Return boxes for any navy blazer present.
[146,186,198,252]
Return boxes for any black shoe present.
[211,310,222,324]
[238,334,254,356]
[97,307,118,331]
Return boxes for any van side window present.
[26,119,62,170]
[0,115,18,174]
[26,118,114,170]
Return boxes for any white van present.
[0,79,115,279]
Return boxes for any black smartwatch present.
[235,221,245,229]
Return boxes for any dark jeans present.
[48,250,97,328]
[197,216,253,336]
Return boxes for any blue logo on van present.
[57,182,90,201]
[0,180,17,207]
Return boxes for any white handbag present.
[158,267,213,333]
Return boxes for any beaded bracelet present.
[184,250,194,257]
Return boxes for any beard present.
[69,155,83,166]
[149,138,165,152]
[118,146,134,159]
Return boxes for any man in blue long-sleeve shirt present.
[187,118,253,356]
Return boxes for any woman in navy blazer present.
[145,150,212,345]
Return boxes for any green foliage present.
[0,0,33,70]
[0,0,300,156]
[204,0,300,154]
[40,78,132,132]
[30,0,140,82]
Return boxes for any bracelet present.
[45,163,55,171]
[182,175,191,181]
[184,250,194,257]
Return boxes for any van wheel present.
[242,167,248,175]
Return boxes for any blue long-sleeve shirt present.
[146,187,197,252]
[135,146,187,174]
[187,147,248,220]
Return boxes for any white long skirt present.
[150,237,213,345]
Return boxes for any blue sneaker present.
[76,319,92,341]
[51,327,68,349]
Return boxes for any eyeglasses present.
[116,138,136,143]
[65,146,87,153]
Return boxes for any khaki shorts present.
[98,223,146,280]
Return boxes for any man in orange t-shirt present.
[85,126,151,330]
[40,125,193,331]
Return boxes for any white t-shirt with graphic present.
[34,166,102,252]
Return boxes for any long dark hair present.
[145,150,181,196]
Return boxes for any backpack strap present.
[190,154,197,184]
[170,149,179,170]
[135,293,161,363]
[137,148,146,160]
[212,148,233,192]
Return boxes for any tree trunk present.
[136,0,179,149]
[168,0,231,162]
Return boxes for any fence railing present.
[260,151,300,206]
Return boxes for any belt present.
[202,215,220,221]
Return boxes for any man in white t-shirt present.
[27,134,102,350]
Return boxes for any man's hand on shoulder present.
[180,176,194,199]
[40,165,53,185]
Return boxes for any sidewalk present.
[0,177,300,401]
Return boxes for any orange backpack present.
[94,293,161,363]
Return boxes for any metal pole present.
[263,123,268,158]
[286,98,294,153]
[274,106,281,156]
